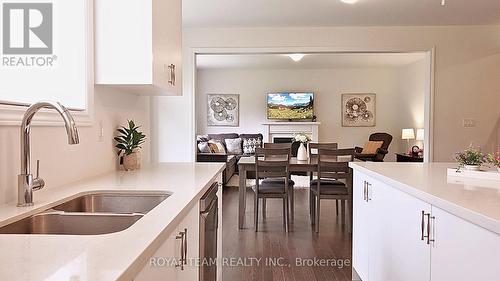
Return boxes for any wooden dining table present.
[237,155,324,229]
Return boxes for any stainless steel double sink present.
[0,191,170,235]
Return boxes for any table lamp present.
[416,129,424,142]
[402,128,415,154]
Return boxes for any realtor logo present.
[2,3,53,55]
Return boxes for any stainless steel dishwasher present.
[199,182,219,281]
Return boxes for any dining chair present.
[254,147,293,232]
[262,143,295,220]
[308,143,340,216]
[310,148,354,233]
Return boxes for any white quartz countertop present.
[349,162,500,235]
[0,163,225,281]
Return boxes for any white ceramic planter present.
[297,143,308,161]
[122,152,138,171]
[463,165,481,171]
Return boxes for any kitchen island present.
[350,162,500,281]
[0,163,225,281]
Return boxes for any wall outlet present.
[463,118,476,128]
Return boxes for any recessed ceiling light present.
[340,0,358,4]
[286,54,306,62]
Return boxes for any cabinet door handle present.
[366,182,372,201]
[363,181,367,201]
[421,211,433,244]
[183,228,188,265]
[428,216,435,245]
[167,64,176,86]
[175,229,187,270]
[421,211,426,241]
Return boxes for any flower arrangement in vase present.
[115,120,146,171]
[486,150,500,172]
[454,145,484,171]
[294,133,311,161]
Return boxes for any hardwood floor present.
[222,187,352,281]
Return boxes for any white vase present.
[497,167,500,173]
[463,165,480,171]
[297,143,308,161]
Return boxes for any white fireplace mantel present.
[262,122,321,143]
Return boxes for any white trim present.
[189,46,436,162]
[0,1,94,127]
[425,47,436,163]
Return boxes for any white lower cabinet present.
[352,173,370,281]
[368,177,431,281]
[353,171,500,281]
[135,178,223,281]
[135,201,200,281]
[430,207,500,281]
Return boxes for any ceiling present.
[183,0,500,27]
[196,53,427,70]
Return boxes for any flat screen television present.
[267,92,314,120]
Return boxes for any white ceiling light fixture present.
[441,0,446,6]
[286,53,306,62]
[340,0,359,4]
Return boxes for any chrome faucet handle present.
[33,160,45,191]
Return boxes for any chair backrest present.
[309,143,338,155]
[254,147,291,183]
[263,143,292,149]
[317,148,355,181]
[369,133,393,151]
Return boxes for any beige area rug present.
[225,174,311,189]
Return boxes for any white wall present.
[397,59,428,152]
[195,66,426,161]
[151,25,500,162]
[0,87,150,204]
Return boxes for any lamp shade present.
[402,128,415,140]
[416,129,424,141]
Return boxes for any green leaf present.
[116,143,127,150]
[117,128,128,136]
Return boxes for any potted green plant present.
[294,132,311,161]
[115,120,146,171]
[454,146,484,171]
[486,150,500,172]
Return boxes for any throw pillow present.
[196,134,209,142]
[225,138,243,155]
[197,141,211,153]
[242,138,262,154]
[361,141,384,154]
[208,140,226,154]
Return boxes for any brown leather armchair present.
[354,133,393,162]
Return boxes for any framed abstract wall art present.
[342,93,376,127]
[207,94,239,127]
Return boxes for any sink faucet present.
[18,101,79,207]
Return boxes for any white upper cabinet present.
[95,0,182,96]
